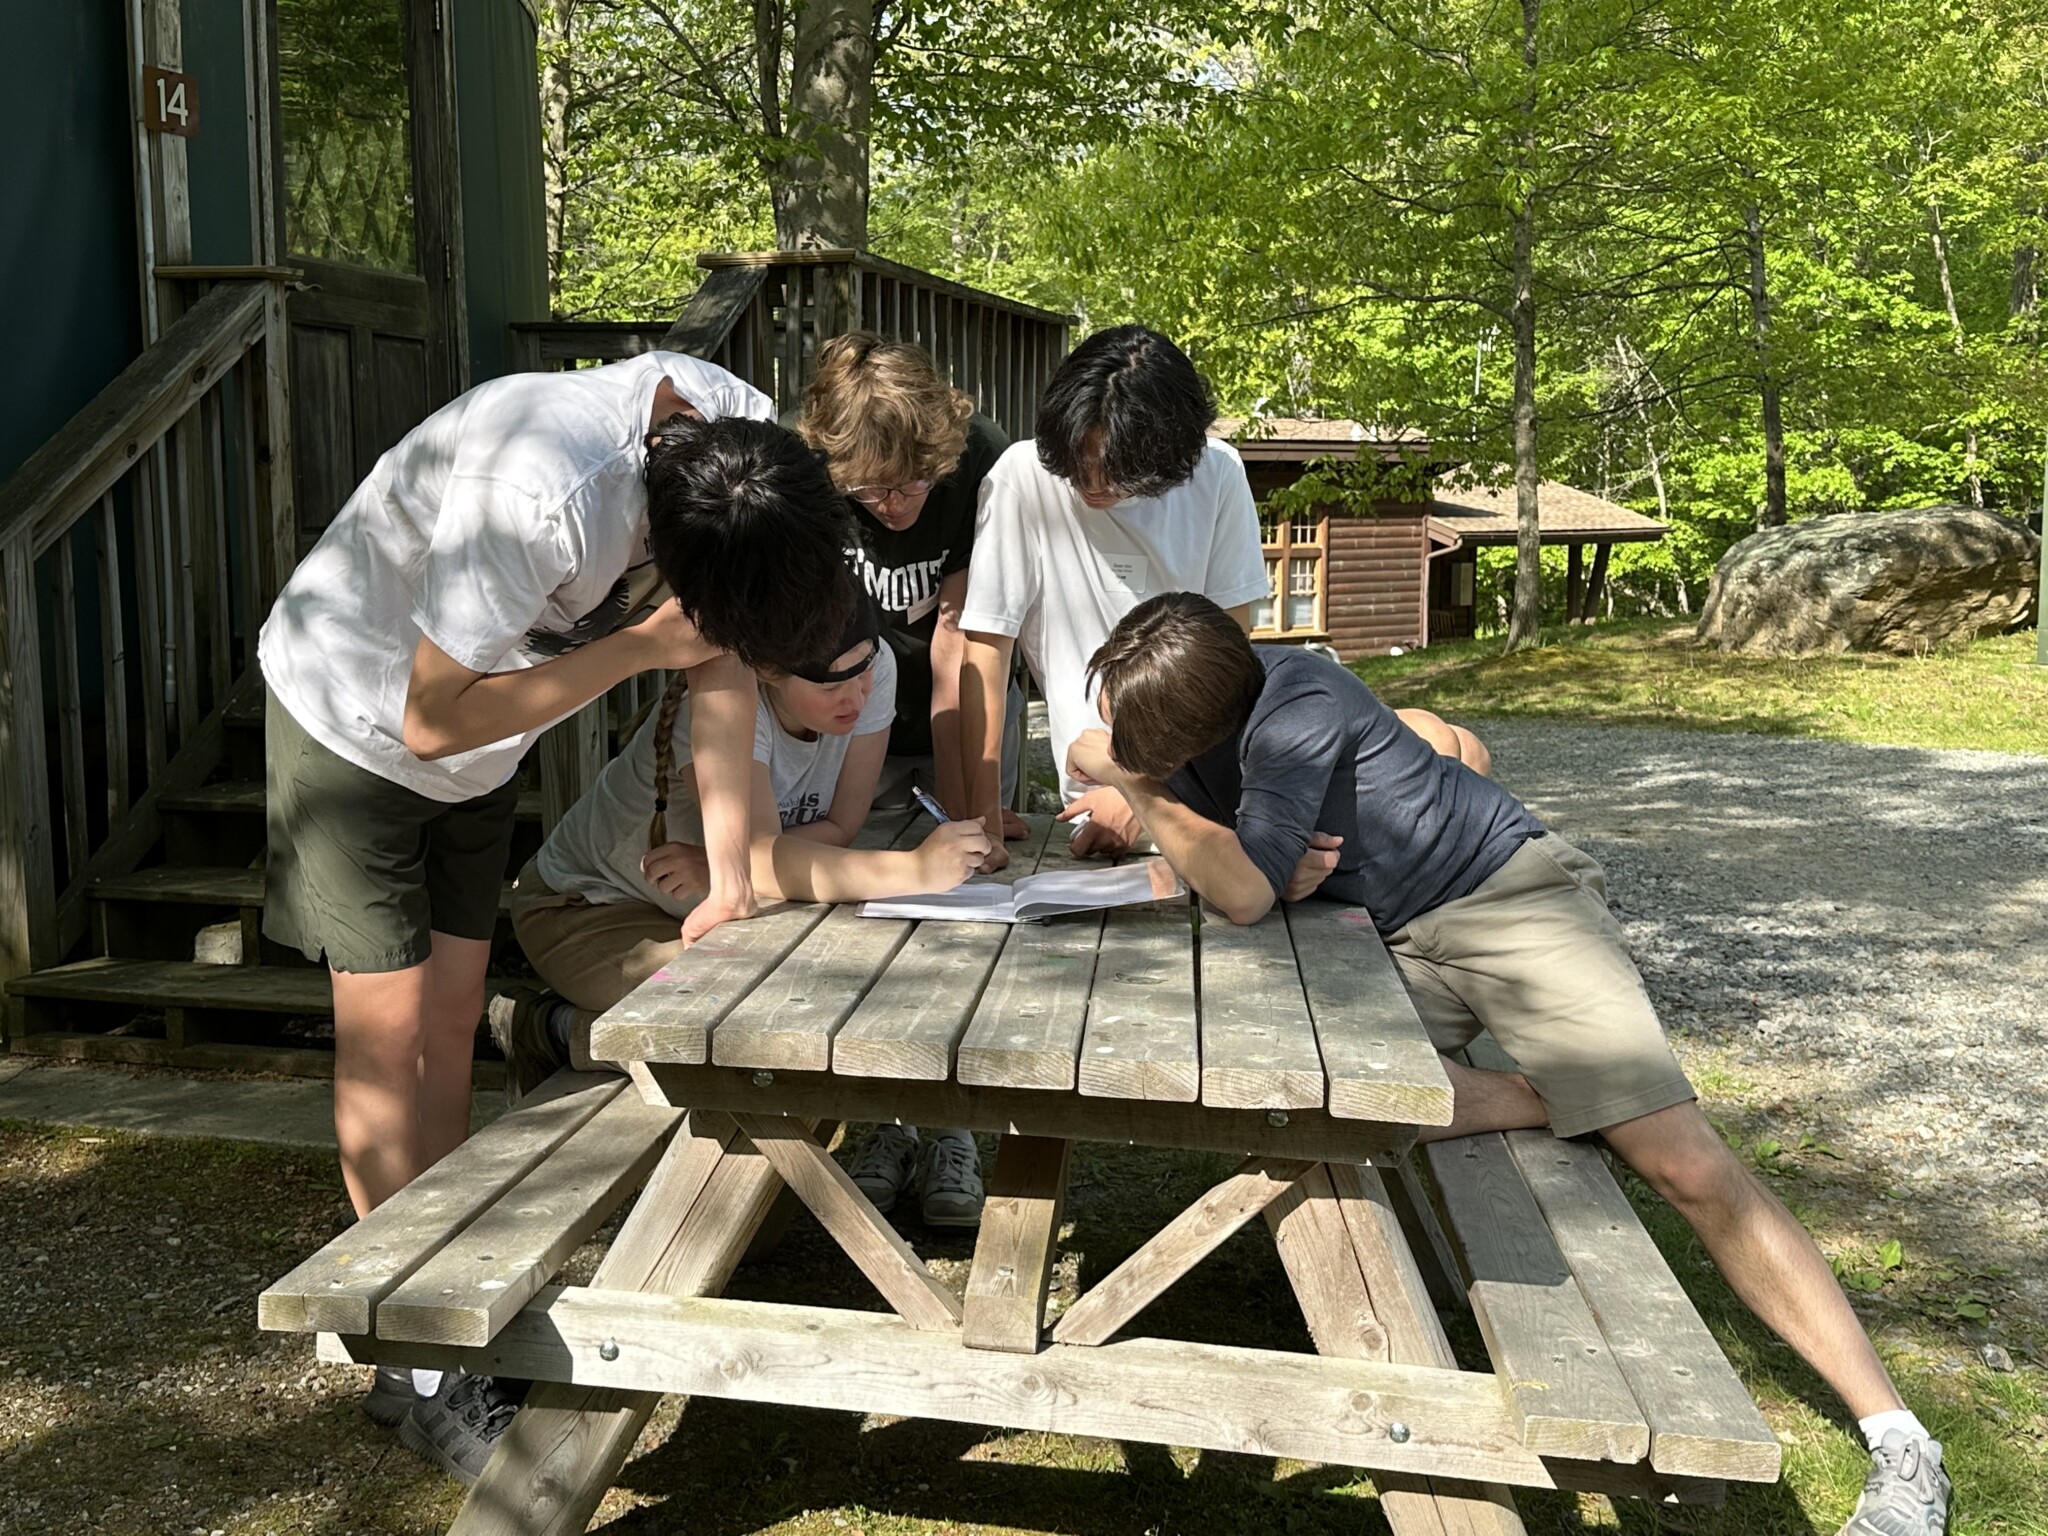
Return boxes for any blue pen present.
[910,785,951,824]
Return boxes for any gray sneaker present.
[399,1371,529,1486]
[488,985,565,1106]
[1839,1429,1949,1536]
[920,1131,985,1228]
[847,1124,921,1214]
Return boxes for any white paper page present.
[857,880,1019,924]
[1012,859,1180,920]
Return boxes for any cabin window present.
[1251,512,1327,638]
[278,0,417,273]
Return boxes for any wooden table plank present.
[373,1089,682,1348]
[259,1072,622,1335]
[1504,1132,1782,1482]
[1425,1135,1652,1463]
[704,812,924,1069]
[711,905,911,1070]
[1286,902,1455,1126]
[1076,896,1199,1101]
[343,1287,1580,1491]
[1198,907,1325,1109]
[587,902,830,1065]
[955,827,1106,1091]
[832,819,1055,1081]
[646,1063,1416,1165]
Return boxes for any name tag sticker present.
[1102,553,1149,593]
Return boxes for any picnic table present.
[262,813,1782,1535]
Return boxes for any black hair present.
[644,415,858,674]
[1034,325,1216,499]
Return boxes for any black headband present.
[790,592,881,684]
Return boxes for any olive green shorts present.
[263,693,518,974]
[1383,834,1697,1139]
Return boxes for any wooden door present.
[273,0,466,544]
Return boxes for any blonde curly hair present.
[796,332,973,492]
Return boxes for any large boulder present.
[1696,504,2040,656]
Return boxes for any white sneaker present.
[847,1124,921,1214]
[920,1131,985,1228]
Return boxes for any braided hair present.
[648,671,691,851]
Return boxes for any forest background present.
[536,0,2048,636]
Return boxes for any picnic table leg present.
[445,1112,825,1536]
[1267,1163,1527,1536]
[961,1134,1072,1353]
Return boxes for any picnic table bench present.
[261,812,1781,1534]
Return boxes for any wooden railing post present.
[255,280,296,606]
[0,537,58,1040]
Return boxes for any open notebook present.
[858,857,1183,924]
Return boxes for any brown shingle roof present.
[1217,416,1429,462]
[1428,479,1667,545]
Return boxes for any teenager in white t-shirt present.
[958,326,1269,871]
[255,354,855,1470]
[502,599,996,1226]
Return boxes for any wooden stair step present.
[91,865,517,914]
[159,779,544,821]
[7,957,332,1013]
[92,865,265,906]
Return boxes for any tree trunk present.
[1743,200,1787,528]
[539,0,575,312]
[2014,245,2039,325]
[771,0,875,250]
[1505,0,1543,652]
[1928,199,1983,507]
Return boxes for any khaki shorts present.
[1384,835,1696,1138]
[263,693,518,973]
[507,859,685,1017]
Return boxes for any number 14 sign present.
[143,66,200,139]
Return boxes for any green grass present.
[1351,621,2048,756]
[2,1124,2042,1535]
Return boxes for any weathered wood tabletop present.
[586,811,1455,1159]
[272,810,1783,1536]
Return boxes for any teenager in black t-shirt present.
[788,333,1023,1226]
[792,334,1026,833]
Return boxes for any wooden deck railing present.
[512,249,1074,444]
[514,250,1073,825]
[0,279,293,1016]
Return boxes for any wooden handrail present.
[0,279,272,557]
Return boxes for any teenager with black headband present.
[501,586,996,1223]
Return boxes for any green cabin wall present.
[0,0,545,490]
[456,0,549,383]
[0,8,144,483]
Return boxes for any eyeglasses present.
[846,479,931,510]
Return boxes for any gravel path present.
[1479,720,2048,1331]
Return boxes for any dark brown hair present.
[1086,593,1264,779]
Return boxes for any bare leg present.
[332,962,434,1217]
[1450,725,1493,777]
[1415,1060,1551,1143]
[418,932,492,1168]
[1602,1101,1902,1419]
